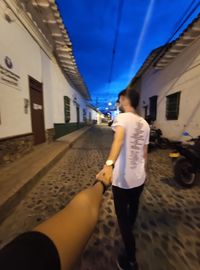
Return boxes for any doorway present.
[76,106,80,124]
[29,76,45,145]
[144,105,148,120]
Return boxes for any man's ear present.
[122,96,128,106]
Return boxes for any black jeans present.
[112,184,144,262]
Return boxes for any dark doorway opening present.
[76,106,80,124]
[29,76,45,145]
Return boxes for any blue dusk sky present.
[56,0,200,110]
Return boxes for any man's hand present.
[96,125,124,187]
[96,165,113,186]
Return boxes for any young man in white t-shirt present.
[96,88,150,270]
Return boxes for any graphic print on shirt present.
[129,119,144,169]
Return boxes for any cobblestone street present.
[0,126,200,270]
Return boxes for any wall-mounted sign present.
[24,98,29,114]
[0,54,20,89]
[33,103,43,110]
[5,56,13,69]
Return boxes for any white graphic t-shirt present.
[112,112,150,189]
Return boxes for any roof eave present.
[19,0,91,100]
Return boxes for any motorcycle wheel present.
[174,157,196,187]
[158,138,170,149]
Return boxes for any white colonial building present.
[130,15,200,141]
[0,0,98,164]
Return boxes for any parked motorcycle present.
[169,132,200,187]
[108,120,113,127]
[149,126,170,150]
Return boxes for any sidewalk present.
[0,127,91,223]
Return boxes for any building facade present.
[0,0,95,164]
[87,104,103,125]
[130,15,200,141]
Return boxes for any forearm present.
[34,182,104,270]
[107,139,123,162]
[106,126,125,163]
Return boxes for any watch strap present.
[93,180,108,194]
[105,162,115,168]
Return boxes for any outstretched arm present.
[34,180,107,270]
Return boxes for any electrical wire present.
[133,0,200,79]
[108,0,124,83]
[98,0,200,108]
[170,0,197,36]
[167,0,200,43]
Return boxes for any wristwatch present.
[105,160,114,168]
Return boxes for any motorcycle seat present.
[187,148,200,160]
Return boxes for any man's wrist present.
[93,180,110,194]
[105,159,115,168]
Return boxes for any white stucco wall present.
[139,37,200,140]
[87,106,100,123]
[41,48,89,125]
[0,2,41,138]
[0,2,89,139]
[46,58,87,124]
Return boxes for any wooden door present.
[144,105,148,120]
[76,106,80,124]
[29,76,45,145]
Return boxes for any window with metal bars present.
[149,95,158,121]
[83,108,87,122]
[166,92,181,120]
[64,96,71,123]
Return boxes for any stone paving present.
[0,126,200,270]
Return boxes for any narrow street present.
[0,126,199,270]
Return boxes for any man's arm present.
[96,126,125,182]
[0,179,112,270]
[34,181,107,270]
[107,125,125,161]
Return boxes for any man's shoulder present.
[140,117,149,126]
[115,113,126,121]
[117,112,126,118]
[112,113,126,128]
[115,114,150,130]
[141,118,150,131]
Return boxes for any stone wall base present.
[46,128,55,143]
[54,123,88,139]
[0,133,34,166]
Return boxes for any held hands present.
[96,165,113,186]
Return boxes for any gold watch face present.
[106,160,114,166]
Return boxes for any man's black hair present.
[126,88,140,109]
[116,89,126,103]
